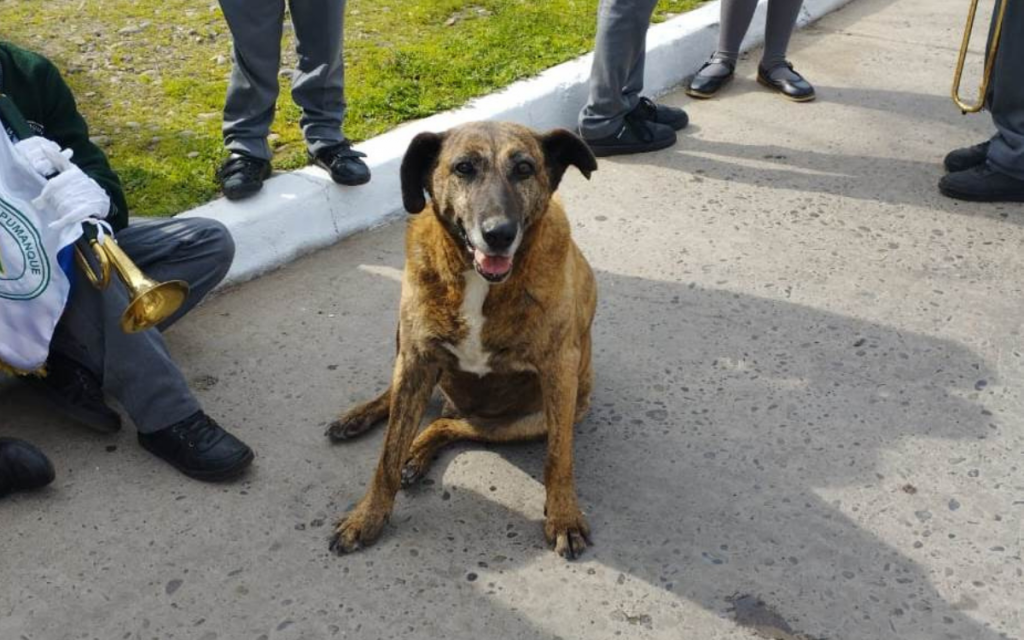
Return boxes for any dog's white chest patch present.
[445,272,492,376]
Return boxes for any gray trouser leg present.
[762,0,804,68]
[578,0,659,139]
[289,0,347,155]
[717,0,802,66]
[50,218,235,434]
[219,0,285,161]
[986,0,1024,180]
[717,0,759,60]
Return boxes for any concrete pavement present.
[1,0,1021,638]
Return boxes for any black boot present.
[0,438,55,498]
[943,141,990,173]
[26,353,121,433]
[939,164,1024,202]
[630,97,689,131]
[217,153,272,201]
[581,117,677,158]
[138,412,254,482]
[309,141,371,186]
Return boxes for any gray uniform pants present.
[50,218,235,434]
[219,0,348,161]
[578,0,660,139]
[986,0,1024,180]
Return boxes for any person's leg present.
[687,0,758,97]
[704,0,759,77]
[940,0,1024,201]
[985,0,1024,182]
[761,0,804,72]
[218,0,286,161]
[288,0,346,154]
[119,218,236,331]
[578,0,661,140]
[756,0,814,99]
[47,218,252,480]
[288,0,370,185]
[49,218,234,435]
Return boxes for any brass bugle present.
[952,0,1009,114]
[74,236,190,334]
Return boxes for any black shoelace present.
[221,155,265,180]
[169,414,222,449]
[635,97,658,122]
[322,142,367,168]
[623,108,655,143]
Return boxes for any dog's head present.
[401,122,597,283]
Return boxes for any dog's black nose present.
[481,219,518,252]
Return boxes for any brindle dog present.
[326,121,598,559]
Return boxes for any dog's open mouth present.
[458,220,514,283]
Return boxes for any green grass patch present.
[0,0,704,216]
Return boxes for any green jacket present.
[0,41,128,231]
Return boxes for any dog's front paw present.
[544,508,591,560]
[328,504,389,555]
[400,458,425,488]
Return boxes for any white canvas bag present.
[0,130,83,374]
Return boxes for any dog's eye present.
[455,161,475,176]
[513,161,535,178]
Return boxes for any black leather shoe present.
[217,153,271,201]
[0,438,55,498]
[757,62,815,102]
[138,412,254,482]
[939,164,1024,202]
[310,142,371,186]
[26,353,121,433]
[686,58,736,99]
[943,141,990,173]
[582,117,676,158]
[631,96,689,131]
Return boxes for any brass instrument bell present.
[75,237,189,333]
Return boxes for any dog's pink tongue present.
[474,249,513,276]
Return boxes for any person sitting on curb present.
[1,41,254,482]
[687,0,815,102]
[0,438,55,499]
[215,0,370,200]
[939,0,1024,202]
[578,0,690,157]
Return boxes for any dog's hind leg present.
[400,413,546,487]
[325,387,392,442]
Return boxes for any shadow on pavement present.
[386,268,1010,640]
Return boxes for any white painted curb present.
[177,0,857,287]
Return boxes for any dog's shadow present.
[386,269,1012,640]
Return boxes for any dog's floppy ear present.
[540,128,598,192]
[401,131,444,214]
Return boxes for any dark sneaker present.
[757,62,815,102]
[686,57,736,99]
[217,153,271,201]
[0,438,55,498]
[943,141,990,173]
[138,412,254,482]
[632,96,689,131]
[26,353,121,433]
[582,117,677,158]
[310,142,371,186]
[939,164,1024,202]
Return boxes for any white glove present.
[31,163,110,234]
[14,136,73,177]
